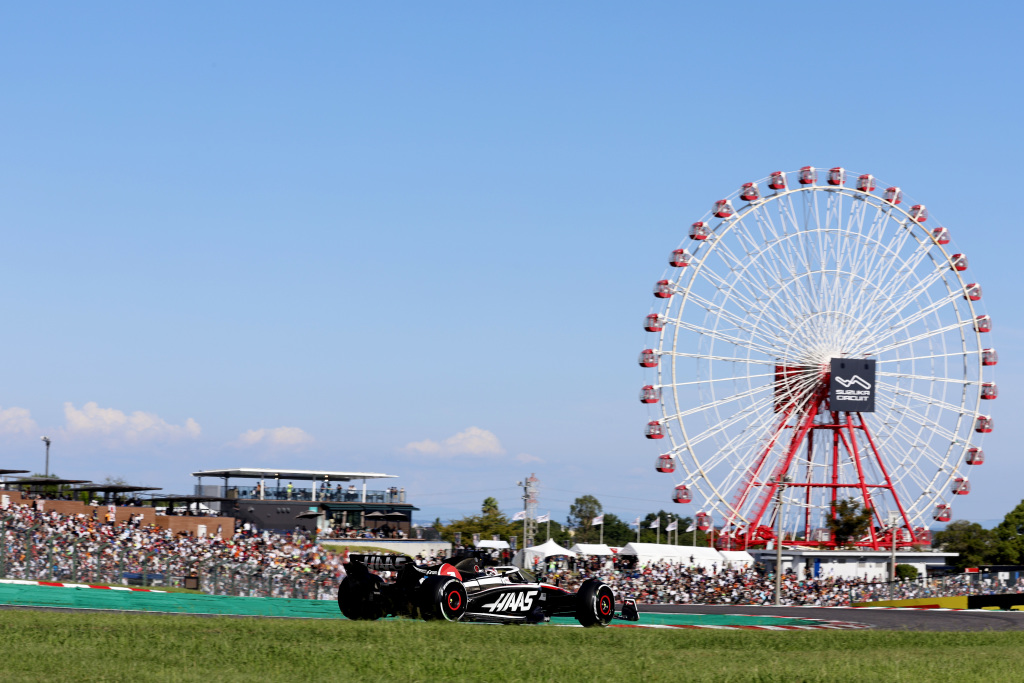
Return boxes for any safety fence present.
[0,523,339,601]
[850,570,1024,603]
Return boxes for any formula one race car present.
[338,554,639,627]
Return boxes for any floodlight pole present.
[888,512,900,583]
[40,437,51,478]
[773,475,791,606]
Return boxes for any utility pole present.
[888,511,900,583]
[40,436,52,478]
[516,474,539,548]
[773,475,791,606]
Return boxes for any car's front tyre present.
[575,578,615,627]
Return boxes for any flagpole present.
[636,518,640,543]
[547,513,550,540]
[600,519,603,545]
[657,517,660,544]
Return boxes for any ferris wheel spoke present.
[661,370,779,389]
[865,319,971,357]
[684,290,796,351]
[877,371,974,385]
[699,242,814,333]
[877,351,977,364]
[664,350,778,365]
[875,380,973,418]
[868,291,962,347]
[873,395,964,445]
[858,260,954,338]
[672,319,786,358]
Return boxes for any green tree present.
[825,499,872,548]
[932,520,997,569]
[567,495,602,543]
[895,564,919,580]
[598,513,635,546]
[533,519,570,546]
[992,499,1024,564]
[637,511,705,545]
[436,498,517,545]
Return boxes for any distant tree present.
[895,564,919,580]
[825,499,872,548]
[436,498,516,545]
[599,513,635,546]
[932,520,997,569]
[567,495,602,543]
[103,475,129,486]
[992,499,1024,564]
[533,519,570,546]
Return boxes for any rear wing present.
[347,554,413,571]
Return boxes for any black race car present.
[338,554,639,627]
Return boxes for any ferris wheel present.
[639,166,997,551]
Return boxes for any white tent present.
[569,543,614,556]
[475,539,510,550]
[618,543,724,572]
[512,538,575,568]
[719,550,755,569]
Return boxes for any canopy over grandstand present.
[192,468,397,482]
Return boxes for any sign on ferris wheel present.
[640,166,997,552]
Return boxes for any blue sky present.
[1,3,1021,527]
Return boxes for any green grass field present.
[2,610,1024,682]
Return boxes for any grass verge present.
[2,610,1024,682]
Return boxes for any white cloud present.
[230,426,314,450]
[61,401,201,445]
[0,406,38,436]
[515,453,543,464]
[402,426,505,458]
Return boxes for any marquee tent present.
[618,543,724,572]
[719,550,755,568]
[512,538,574,568]
[569,543,614,556]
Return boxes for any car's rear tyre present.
[417,575,467,622]
[338,572,384,620]
[575,578,614,627]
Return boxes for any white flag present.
[511,510,526,521]
[536,513,550,523]
[685,524,696,532]
[633,516,641,527]
[665,520,678,532]
[649,517,660,529]
[591,514,604,526]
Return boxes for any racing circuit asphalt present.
[642,604,1024,631]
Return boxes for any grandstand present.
[192,467,417,534]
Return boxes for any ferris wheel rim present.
[642,167,993,543]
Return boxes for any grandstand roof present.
[73,484,162,493]
[8,477,91,486]
[191,468,397,481]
